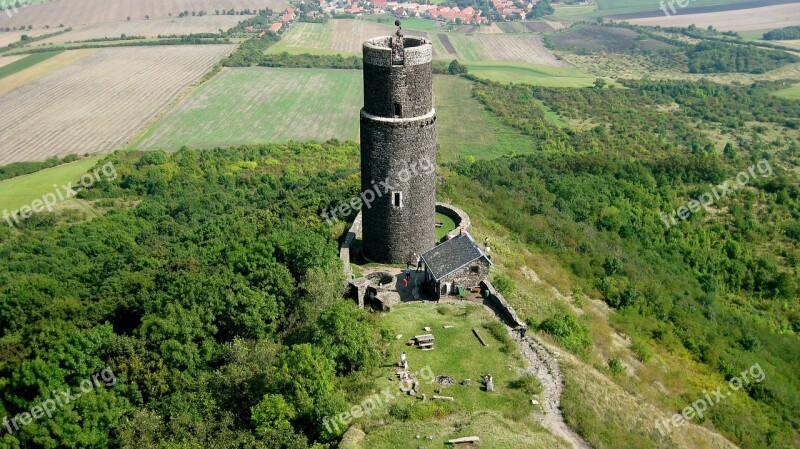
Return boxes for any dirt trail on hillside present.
[509,327,593,449]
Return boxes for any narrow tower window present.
[394,102,402,117]
[393,192,403,208]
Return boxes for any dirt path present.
[509,328,592,449]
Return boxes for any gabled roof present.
[421,232,492,282]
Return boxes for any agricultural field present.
[0,29,53,48]
[0,54,28,70]
[132,67,362,150]
[1,0,287,29]
[626,3,800,31]
[0,49,95,96]
[0,157,100,212]
[0,51,60,79]
[268,19,432,56]
[594,0,772,17]
[433,75,499,160]
[467,61,595,87]
[0,44,235,165]
[37,15,249,45]
[438,33,566,66]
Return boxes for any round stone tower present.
[360,31,437,264]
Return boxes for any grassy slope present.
[0,158,101,212]
[0,51,60,79]
[351,302,571,449]
[774,84,800,99]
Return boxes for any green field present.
[591,0,758,16]
[351,302,569,449]
[774,84,800,99]
[0,51,60,78]
[434,75,499,159]
[0,158,101,213]
[469,61,595,87]
[267,22,336,55]
[132,67,363,150]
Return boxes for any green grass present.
[350,302,570,449]
[267,22,337,55]
[0,158,101,213]
[774,84,800,99]
[435,212,456,241]
[468,61,595,87]
[131,67,362,150]
[433,75,500,159]
[0,51,60,78]
[363,15,444,33]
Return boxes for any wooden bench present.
[415,334,435,343]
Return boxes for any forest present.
[0,143,382,448]
[450,77,800,448]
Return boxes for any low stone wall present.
[340,212,363,280]
[481,279,525,329]
[436,202,471,236]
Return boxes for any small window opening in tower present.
[393,192,403,208]
[394,102,401,117]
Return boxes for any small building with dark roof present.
[420,232,492,299]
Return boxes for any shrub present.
[492,273,516,296]
[483,321,514,353]
[538,313,592,355]
[630,339,652,362]
[510,373,542,395]
[608,358,624,374]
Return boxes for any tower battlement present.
[360,29,437,264]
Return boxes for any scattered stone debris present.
[472,328,488,346]
[424,326,431,332]
[436,375,455,386]
[462,379,472,387]
[432,395,454,401]
[395,334,403,340]
[444,325,455,329]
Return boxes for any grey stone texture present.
[361,35,437,264]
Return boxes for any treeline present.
[14,34,232,54]
[0,153,80,181]
[687,41,799,74]
[260,52,362,69]
[763,26,800,40]
[457,78,800,449]
[0,27,71,54]
[0,142,383,448]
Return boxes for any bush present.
[483,321,514,353]
[608,358,624,374]
[510,373,542,395]
[492,273,516,296]
[538,313,592,355]
[630,339,652,362]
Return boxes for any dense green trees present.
[0,142,377,448]
[455,78,800,448]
